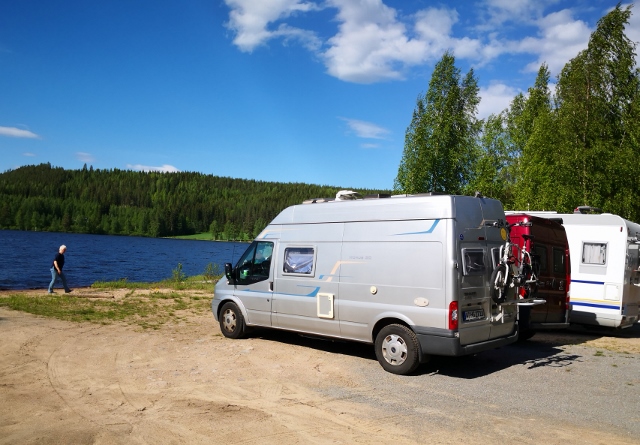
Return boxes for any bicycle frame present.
[490,222,542,305]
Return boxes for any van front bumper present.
[414,326,519,357]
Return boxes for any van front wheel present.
[219,302,246,339]
[375,324,420,375]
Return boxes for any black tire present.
[374,324,421,375]
[517,306,535,341]
[490,263,510,304]
[518,329,536,342]
[219,302,246,339]
[521,263,538,299]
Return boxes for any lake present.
[0,230,248,290]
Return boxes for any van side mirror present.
[224,263,235,284]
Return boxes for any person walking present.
[48,245,72,294]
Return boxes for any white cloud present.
[518,9,591,74]
[127,164,180,173]
[625,5,640,42]
[23,152,36,157]
[476,0,552,30]
[224,0,321,52]
[340,117,390,139]
[478,83,521,119]
[222,1,635,84]
[322,3,471,83]
[76,152,95,163]
[0,126,40,139]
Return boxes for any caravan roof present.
[272,194,500,225]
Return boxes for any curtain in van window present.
[582,243,606,265]
[283,248,314,274]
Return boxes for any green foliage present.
[172,263,186,283]
[203,262,221,281]
[532,3,640,220]
[395,51,480,194]
[470,4,640,220]
[0,164,390,239]
[466,113,514,206]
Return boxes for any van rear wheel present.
[374,324,421,375]
[219,302,246,339]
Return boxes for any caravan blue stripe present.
[572,279,605,285]
[572,301,620,310]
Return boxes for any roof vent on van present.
[302,197,334,204]
[335,190,363,201]
[364,194,391,199]
[574,206,602,214]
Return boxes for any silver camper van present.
[212,192,519,374]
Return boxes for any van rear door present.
[455,197,516,346]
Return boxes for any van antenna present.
[231,243,239,266]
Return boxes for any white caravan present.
[212,192,519,375]
[518,211,640,329]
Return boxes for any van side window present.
[552,248,565,274]
[533,244,548,272]
[283,247,315,275]
[461,249,485,276]
[582,242,606,265]
[235,241,273,284]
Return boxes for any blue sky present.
[1,1,638,190]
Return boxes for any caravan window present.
[582,242,607,265]
[462,249,486,276]
[283,247,315,276]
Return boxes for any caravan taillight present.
[448,301,459,330]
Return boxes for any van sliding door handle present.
[269,282,273,292]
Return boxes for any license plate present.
[463,309,485,322]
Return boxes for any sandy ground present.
[1,288,639,444]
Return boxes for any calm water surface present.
[0,230,248,290]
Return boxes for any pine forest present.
[0,163,389,240]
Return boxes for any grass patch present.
[0,266,223,329]
[594,350,605,357]
[0,293,159,324]
[0,284,218,330]
[92,273,222,292]
[167,232,214,240]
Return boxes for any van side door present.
[272,243,342,335]
[233,240,274,327]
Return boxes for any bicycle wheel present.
[519,264,537,299]
[490,263,510,304]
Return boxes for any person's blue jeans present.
[49,267,70,293]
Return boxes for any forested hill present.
[0,163,391,240]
